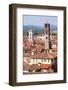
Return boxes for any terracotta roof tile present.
[47,53,55,59]
[24,53,30,57]
[41,64,51,69]
[32,64,51,69]
[31,53,55,59]
[52,48,57,51]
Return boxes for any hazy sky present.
[23,15,57,26]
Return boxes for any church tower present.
[28,29,33,42]
[44,23,50,51]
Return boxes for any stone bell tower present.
[28,29,33,42]
[44,23,50,50]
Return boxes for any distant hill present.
[23,25,57,33]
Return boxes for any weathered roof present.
[41,64,51,69]
[31,53,55,59]
[24,53,30,57]
[52,48,57,51]
[30,64,51,70]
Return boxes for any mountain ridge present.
[23,25,57,32]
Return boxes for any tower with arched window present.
[44,23,50,51]
[28,29,33,42]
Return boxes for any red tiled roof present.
[24,53,30,57]
[47,53,55,59]
[32,64,51,69]
[31,53,47,59]
[41,64,51,69]
[52,48,57,51]
[31,53,55,59]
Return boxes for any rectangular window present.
[48,60,50,62]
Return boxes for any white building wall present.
[29,59,51,65]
